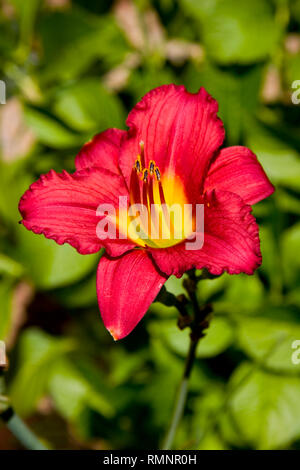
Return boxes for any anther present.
[135,156,142,173]
[154,167,161,181]
[142,169,148,182]
[149,161,155,174]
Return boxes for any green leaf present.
[148,302,178,319]
[197,317,234,358]
[196,275,228,304]
[0,279,14,341]
[291,0,300,23]
[127,68,177,104]
[229,362,300,449]
[24,107,84,149]
[0,166,33,224]
[259,226,282,290]
[237,316,300,373]
[163,275,187,297]
[11,0,41,44]
[10,328,75,416]
[182,0,281,64]
[54,272,98,308]
[48,358,114,420]
[197,431,228,450]
[183,63,262,144]
[39,10,128,83]
[16,225,99,289]
[0,253,24,278]
[221,274,265,314]
[108,349,147,386]
[180,0,219,20]
[53,79,126,132]
[276,188,300,215]
[246,122,300,191]
[284,54,300,85]
[149,317,233,358]
[281,222,300,286]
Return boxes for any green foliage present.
[53,79,126,132]
[48,358,115,421]
[24,107,85,148]
[228,363,300,449]
[149,316,234,358]
[39,9,129,82]
[181,0,282,64]
[10,328,76,416]
[16,226,100,289]
[0,0,300,451]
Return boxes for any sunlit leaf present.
[48,358,114,420]
[229,362,300,449]
[16,225,99,289]
[237,316,300,373]
[10,328,75,416]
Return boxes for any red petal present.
[75,128,126,174]
[19,168,134,256]
[119,84,224,198]
[97,250,167,340]
[204,146,275,205]
[150,190,261,277]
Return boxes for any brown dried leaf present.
[261,64,282,103]
[114,0,145,50]
[6,281,34,349]
[0,98,36,163]
[285,34,300,55]
[144,9,165,51]
[166,39,204,65]
[103,52,140,91]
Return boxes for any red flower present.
[19,85,274,340]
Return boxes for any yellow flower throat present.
[118,142,193,249]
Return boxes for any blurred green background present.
[0,0,300,450]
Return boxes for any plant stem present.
[1,407,48,450]
[162,336,199,450]
[0,369,48,450]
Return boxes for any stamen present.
[140,169,148,207]
[158,179,174,238]
[149,160,155,174]
[158,181,166,206]
[129,144,185,247]
[148,175,159,239]
[139,141,145,168]
[129,167,141,206]
[142,169,148,182]
[154,167,161,181]
[135,156,142,174]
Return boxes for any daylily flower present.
[19,85,274,340]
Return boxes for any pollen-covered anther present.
[134,156,142,173]
[154,167,161,182]
[149,160,155,174]
[142,169,149,182]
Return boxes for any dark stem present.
[162,335,200,450]
[162,269,213,450]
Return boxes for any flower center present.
[123,142,193,249]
